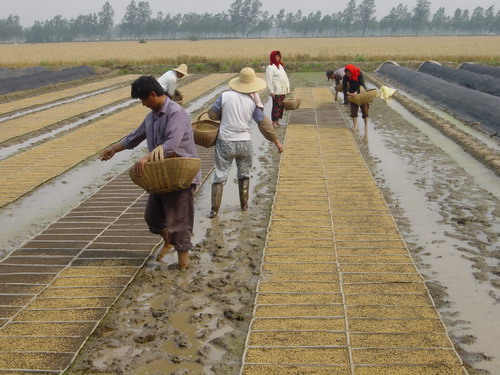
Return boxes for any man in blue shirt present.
[100,75,200,270]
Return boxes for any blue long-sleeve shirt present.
[120,97,201,184]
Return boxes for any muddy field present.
[0,70,498,375]
[58,73,500,375]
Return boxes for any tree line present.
[1,0,499,43]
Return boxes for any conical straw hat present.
[174,64,189,76]
[229,67,267,93]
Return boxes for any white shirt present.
[157,70,177,97]
[218,91,257,141]
[266,64,290,95]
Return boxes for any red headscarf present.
[345,64,361,81]
[270,50,284,68]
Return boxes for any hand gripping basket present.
[348,86,378,106]
[283,92,302,110]
[173,90,184,105]
[129,146,201,194]
[192,111,220,148]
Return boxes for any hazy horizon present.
[3,0,497,27]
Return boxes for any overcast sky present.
[3,0,496,27]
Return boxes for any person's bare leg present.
[363,117,369,128]
[157,229,173,261]
[352,117,358,130]
[177,250,189,270]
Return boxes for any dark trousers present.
[144,184,196,251]
[350,102,369,118]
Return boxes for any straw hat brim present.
[174,64,189,76]
[229,76,267,93]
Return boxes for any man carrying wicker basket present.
[206,67,284,218]
[100,75,200,270]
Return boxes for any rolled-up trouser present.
[213,139,253,184]
[144,184,196,251]
[350,102,369,118]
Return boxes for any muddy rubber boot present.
[177,250,189,270]
[209,183,223,218]
[238,178,250,211]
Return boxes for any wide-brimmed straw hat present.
[173,63,189,76]
[229,67,267,93]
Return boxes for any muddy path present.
[0,71,497,374]
[65,105,285,375]
[67,73,499,375]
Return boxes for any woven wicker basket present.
[192,111,220,148]
[283,92,301,110]
[173,90,184,105]
[348,86,378,106]
[129,146,200,194]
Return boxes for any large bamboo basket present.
[283,92,301,110]
[129,146,200,194]
[348,86,378,106]
[192,111,220,148]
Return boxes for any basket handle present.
[150,145,165,162]
[195,111,210,122]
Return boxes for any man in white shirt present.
[157,63,189,100]
[207,67,284,218]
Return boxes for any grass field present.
[1,36,499,68]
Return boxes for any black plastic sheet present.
[458,63,500,80]
[0,66,94,94]
[419,61,500,97]
[376,61,500,137]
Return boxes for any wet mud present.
[1,71,498,374]
[349,97,499,374]
[65,126,284,375]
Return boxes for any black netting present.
[0,66,94,94]
[419,61,500,97]
[458,63,500,80]
[376,61,500,137]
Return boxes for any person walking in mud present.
[266,50,290,127]
[343,64,369,130]
[326,68,348,104]
[158,63,189,102]
[206,67,284,218]
[100,75,200,270]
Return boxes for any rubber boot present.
[209,183,223,218]
[238,178,250,211]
